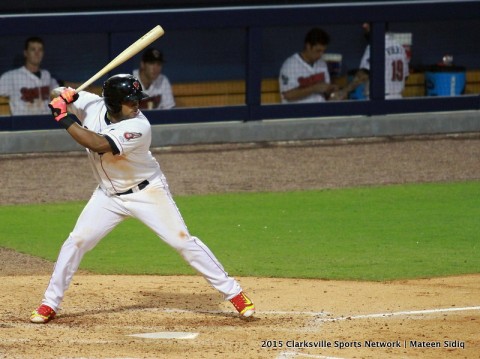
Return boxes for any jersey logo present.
[124,132,142,140]
[21,86,50,102]
[298,73,325,88]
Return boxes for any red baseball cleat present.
[230,291,255,317]
[30,304,56,324]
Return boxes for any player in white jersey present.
[30,74,254,324]
[132,48,175,110]
[358,32,409,99]
[0,37,59,115]
[279,27,337,104]
[334,24,409,100]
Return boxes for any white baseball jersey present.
[133,69,175,109]
[40,90,242,312]
[0,66,59,115]
[67,91,162,194]
[279,53,331,103]
[359,34,409,99]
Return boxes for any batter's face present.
[140,61,162,82]
[119,100,140,120]
[24,41,44,67]
[303,43,327,65]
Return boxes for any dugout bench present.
[1,70,479,116]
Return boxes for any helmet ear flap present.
[105,100,122,114]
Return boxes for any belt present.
[116,179,149,196]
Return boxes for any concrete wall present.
[1,110,479,155]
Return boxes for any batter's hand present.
[60,87,79,104]
[48,97,68,121]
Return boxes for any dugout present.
[0,0,479,153]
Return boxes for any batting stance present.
[30,74,255,323]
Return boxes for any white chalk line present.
[0,337,114,344]
[277,353,347,359]
[127,331,198,339]
[161,308,329,317]
[276,305,480,359]
[5,306,478,359]
[315,305,480,323]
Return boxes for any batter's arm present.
[65,123,114,153]
[48,95,116,154]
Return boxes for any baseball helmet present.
[102,74,148,113]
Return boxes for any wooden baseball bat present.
[76,25,165,92]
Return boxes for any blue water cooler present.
[425,65,466,96]
[347,69,367,100]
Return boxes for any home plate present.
[127,332,199,339]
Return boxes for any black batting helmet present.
[102,74,148,113]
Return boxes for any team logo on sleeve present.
[123,132,142,140]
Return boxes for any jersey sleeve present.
[279,58,298,93]
[67,91,102,123]
[359,45,370,70]
[0,72,13,97]
[103,119,151,156]
[160,77,175,109]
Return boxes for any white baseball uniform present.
[279,53,331,104]
[0,66,58,115]
[132,69,175,110]
[40,90,242,312]
[359,33,409,99]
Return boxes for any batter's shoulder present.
[68,91,103,118]
[136,115,152,131]
[120,114,151,132]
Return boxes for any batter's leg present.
[127,178,242,300]
[41,188,126,311]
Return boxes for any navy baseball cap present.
[142,48,164,63]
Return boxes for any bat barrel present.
[76,25,164,92]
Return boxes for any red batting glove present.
[48,97,68,121]
[60,87,79,104]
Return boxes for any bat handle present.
[76,80,93,92]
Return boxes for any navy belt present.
[116,179,149,196]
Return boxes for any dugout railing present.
[0,0,479,132]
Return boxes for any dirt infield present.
[1,134,480,358]
[2,274,479,358]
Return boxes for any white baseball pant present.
[41,176,242,311]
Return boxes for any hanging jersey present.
[359,34,409,99]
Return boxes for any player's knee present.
[67,232,96,252]
[164,231,194,252]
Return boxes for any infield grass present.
[1,181,479,281]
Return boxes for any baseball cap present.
[142,48,164,63]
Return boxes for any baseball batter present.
[0,37,59,115]
[30,74,255,324]
[279,27,336,104]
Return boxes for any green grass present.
[1,181,479,280]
